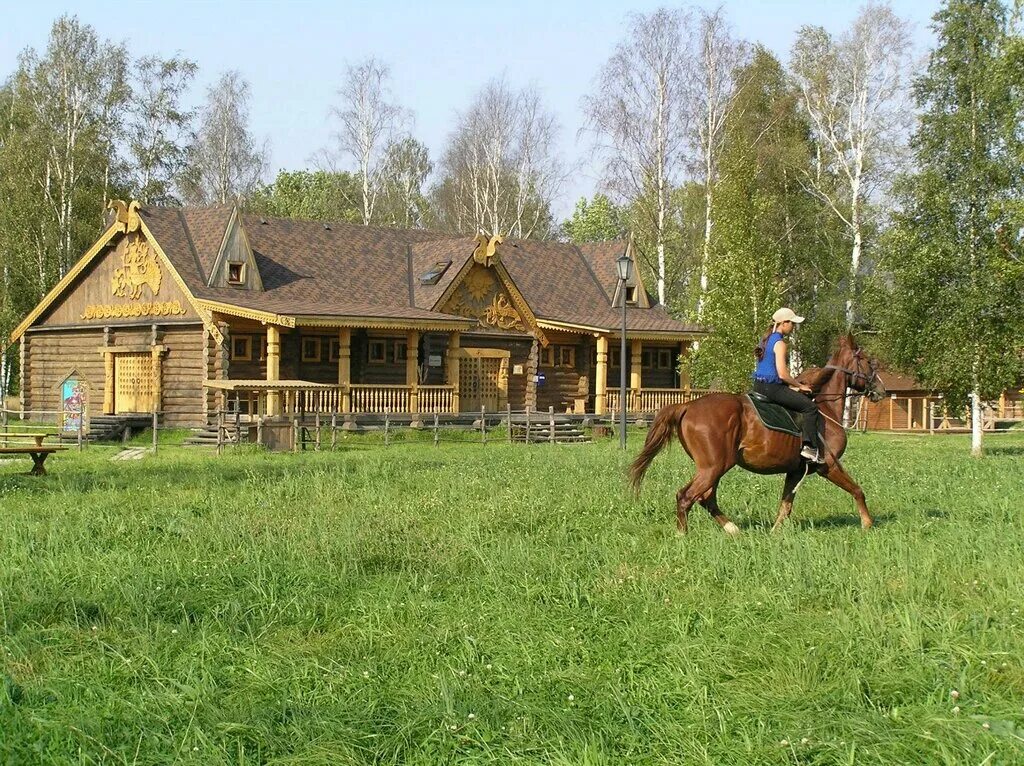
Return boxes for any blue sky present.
[1,0,941,218]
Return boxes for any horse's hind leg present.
[823,461,874,529]
[675,480,695,534]
[698,483,741,537]
[676,470,731,535]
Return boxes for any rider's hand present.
[798,384,813,394]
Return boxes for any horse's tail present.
[629,402,688,493]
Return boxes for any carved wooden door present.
[457,349,509,412]
[114,353,154,413]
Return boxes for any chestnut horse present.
[629,335,885,534]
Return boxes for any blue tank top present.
[754,332,784,383]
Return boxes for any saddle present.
[746,392,802,437]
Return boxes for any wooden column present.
[338,328,351,413]
[266,325,281,416]
[678,341,691,391]
[103,350,115,414]
[151,348,163,415]
[447,331,461,412]
[525,338,539,410]
[630,339,642,412]
[407,330,420,414]
[19,336,27,416]
[595,335,609,415]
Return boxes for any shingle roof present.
[138,205,703,335]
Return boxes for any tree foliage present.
[877,0,1024,454]
[246,170,362,222]
[562,194,627,243]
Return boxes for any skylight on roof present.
[419,260,452,285]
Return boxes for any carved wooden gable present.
[41,231,197,326]
[440,264,530,334]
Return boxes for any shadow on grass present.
[986,446,1024,456]
[745,512,893,532]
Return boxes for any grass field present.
[2,431,1023,765]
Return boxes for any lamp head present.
[616,253,633,282]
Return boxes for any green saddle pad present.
[746,394,802,437]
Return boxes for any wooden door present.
[114,353,154,413]
[457,349,509,412]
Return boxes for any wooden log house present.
[8,200,704,429]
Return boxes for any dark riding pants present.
[754,381,821,448]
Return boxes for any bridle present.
[820,349,885,404]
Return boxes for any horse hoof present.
[723,521,741,537]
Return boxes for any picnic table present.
[0,432,67,476]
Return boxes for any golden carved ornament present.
[472,233,503,267]
[483,294,526,332]
[112,236,162,300]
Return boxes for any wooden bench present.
[0,433,67,476]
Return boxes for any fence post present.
[234,393,241,444]
[315,412,321,451]
[151,410,158,455]
[434,412,439,447]
[77,411,84,452]
[481,405,486,444]
[384,409,390,446]
[331,413,337,450]
[525,405,531,445]
[1,409,7,447]
[257,415,263,448]
[507,402,512,444]
[217,409,224,456]
[549,406,555,445]
[293,415,299,453]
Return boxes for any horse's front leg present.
[771,467,807,532]
[822,461,873,529]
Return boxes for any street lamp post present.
[615,252,634,450]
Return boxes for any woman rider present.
[753,307,822,462]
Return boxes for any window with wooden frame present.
[610,348,622,367]
[393,340,408,363]
[368,339,387,364]
[256,335,267,361]
[230,335,252,361]
[329,338,340,362]
[301,337,322,362]
[625,285,638,304]
[227,262,246,285]
[658,349,674,369]
[642,350,654,369]
[540,346,554,367]
[557,346,576,368]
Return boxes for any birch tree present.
[329,58,402,225]
[377,136,432,228]
[127,55,197,204]
[430,79,563,238]
[790,2,913,328]
[11,16,127,282]
[179,71,266,205]
[583,8,691,305]
[692,6,749,320]
[879,0,1024,457]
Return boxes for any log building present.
[9,200,703,429]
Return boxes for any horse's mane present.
[796,366,836,394]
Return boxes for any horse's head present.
[833,334,885,402]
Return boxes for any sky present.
[0,0,942,219]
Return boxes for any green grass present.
[2,432,1023,764]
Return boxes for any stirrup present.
[800,445,822,463]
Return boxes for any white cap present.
[772,307,805,324]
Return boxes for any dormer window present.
[625,286,638,304]
[227,262,245,285]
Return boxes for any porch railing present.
[605,387,714,414]
[418,385,455,414]
[350,384,410,414]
